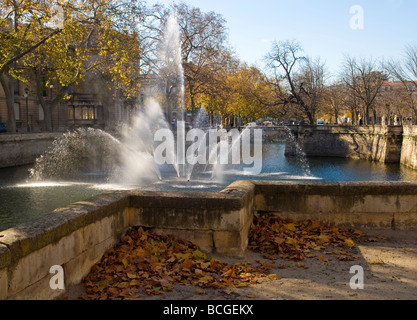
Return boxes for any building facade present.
[0,76,142,133]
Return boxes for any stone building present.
[0,75,143,133]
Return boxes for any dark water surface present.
[1,143,417,231]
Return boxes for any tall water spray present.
[159,12,185,121]
[30,12,187,185]
[116,12,187,183]
[29,12,241,186]
[158,12,187,177]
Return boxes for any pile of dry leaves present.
[80,227,276,300]
[80,212,368,300]
[248,212,366,262]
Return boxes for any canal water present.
[1,143,417,231]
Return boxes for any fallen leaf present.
[126,273,137,279]
[223,288,233,295]
[267,274,278,280]
[286,237,297,247]
[297,262,308,269]
[311,220,321,229]
[181,258,194,270]
[195,288,206,295]
[273,236,285,245]
[193,250,207,260]
[354,230,364,237]
[338,255,355,261]
[236,282,248,288]
[286,223,298,232]
[344,238,355,248]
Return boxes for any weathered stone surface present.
[0,191,130,266]
[150,228,214,253]
[254,181,417,230]
[1,180,417,300]
[286,125,404,163]
[401,126,417,169]
[0,133,61,168]
[0,268,8,300]
[0,243,10,269]
[129,190,241,211]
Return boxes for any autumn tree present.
[232,64,274,123]
[295,57,327,124]
[323,81,350,124]
[384,44,417,124]
[198,49,240,127]
[1,0,145,132]
[341,56,387,125]
[376,83,411,125]
[0,0,62,132]
[265,40,327,124]
[175,2,228,114]
[141,2,230,120]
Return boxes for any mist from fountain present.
[160,13,186,120]
[284,127,312,176]
[30,13,186,186]
[28,12,261,188]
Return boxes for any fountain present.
[28,12,259,187]
[0,12,328,232]
[2,12,417,237]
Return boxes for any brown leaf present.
[311,220,321,229]
[181,258,194,270]
[267,274,278,280]
[195,288,206,295]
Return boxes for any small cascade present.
[284,127,312,176]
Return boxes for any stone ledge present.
[1,180,417,300]
[0,191,130,268]
[254,181,417,230]
[254,180,417,196]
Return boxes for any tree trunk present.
[412,104,417,125]
[38,95,55,132]
[0,71,16,133]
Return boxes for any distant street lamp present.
[24,87,29,132]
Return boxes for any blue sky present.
[147,0,417,78]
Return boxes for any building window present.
[14,102,20,120]
[14,80,20,95]
[68,105,97,120]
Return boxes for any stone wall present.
[253,181,417,230]
[1,180,417,300]
[0,133,60,168]
[0,191,131,300]
[401,126,417,169]
[0,181,255,300]
[128,181,255,255]
[285,125,404,163]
